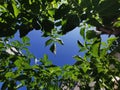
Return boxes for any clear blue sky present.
[25,27,84,66]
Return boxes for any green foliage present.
[0,0,120,90]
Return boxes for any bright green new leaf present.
[107,37,117,47]
[90,42,100,57]
[113,21,120,27]
[48,9,55,17]
[5,72,14,78]
[11,0,19,17]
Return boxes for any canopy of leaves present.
[0,0,120,89]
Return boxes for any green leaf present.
[56,38,64,45]
[90,42,100,57]
[50,43,56,54]
[73,55,83,61]
[107,37,117,47]
[5,72,14,78]
[43,54,48,61]
[45,39,53,46]
[11,0,19,17]
[22,36,30,43]
[40,54,52,66]
[113,21,120,27]
[86,30,97,39]
[48,9,55,17]
[81,63,89,73]
[77,40,84,48]
[80,28,85,39]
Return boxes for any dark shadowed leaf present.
[87,18,102,27]
[77,40,84,48]
[61,14,79,34]
[86,30,97,39]
[15,75,29,80]
[50,43,56,54]
[1,81,9,90]
[54,4,70,20]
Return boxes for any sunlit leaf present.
[90,41,100,57]
[48,9,55,17]
[107,37,117,47]
[5,72,14,78]
[113,21,120,27]
[11,0,19,17]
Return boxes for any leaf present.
[41,19,54,33]
[54,4,70,20]
[90,42,100,57]
[77,40,84,48]
[56,38,64,45]
[80,28,85,39]
[107,37,117,47]
[22,36,30,43]
[61,14,79,34]
[50,43,56,54]
[11,0,19,17]
[19,24,33,38]
[73,55,83,61]
[86,30,97,39]
[1,81,9,90]
[113,21,120,27]
[87,18,102,27]
[40,54,52,66]
[5,72,14,78]
[43,54,48,61]
[48,9,55,17]
[15,75,28,80]
[45,39,53,46]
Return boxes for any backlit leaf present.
[50,43,56,54]
[45,39,53,46]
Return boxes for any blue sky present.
[25,27,84,66]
